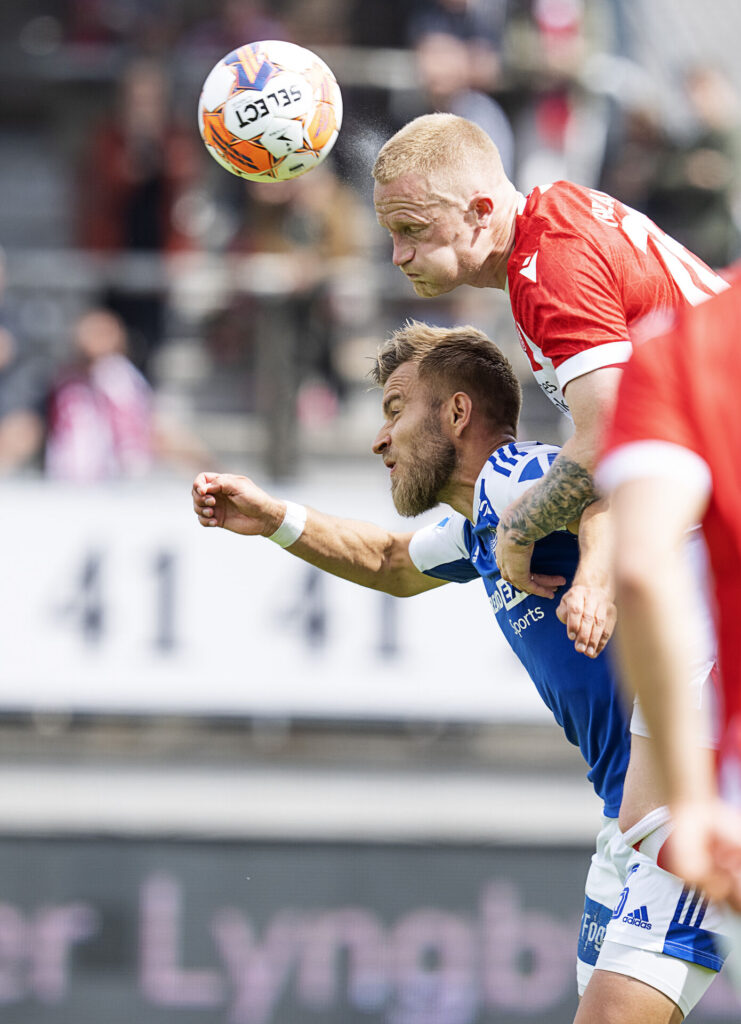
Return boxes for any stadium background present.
[1,1,741,1020]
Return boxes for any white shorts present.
[630,663,718,749]
[577,811,729,1016]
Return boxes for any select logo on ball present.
[198,40,342,182]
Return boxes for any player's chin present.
[410,278,449,298]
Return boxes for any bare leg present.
[574,970,683,1024]
[619,734,667,833]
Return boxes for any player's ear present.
[448,391,473,435]
[469,194,494,227]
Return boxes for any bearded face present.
[390,408,457,517]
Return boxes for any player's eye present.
[390,224,419,239]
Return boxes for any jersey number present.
[620,207,728,306]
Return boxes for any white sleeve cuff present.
[596,440,712,497]
[555,341,633,390]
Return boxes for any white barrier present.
[0,475,545,722]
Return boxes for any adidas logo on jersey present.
[623,905,652,930]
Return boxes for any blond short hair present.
[372,113,504,186]
[371,320,521,432]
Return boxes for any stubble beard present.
[411,276,451,298]
[390,416,457,517]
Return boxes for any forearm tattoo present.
[499,457,598,546]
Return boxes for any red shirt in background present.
[599,282,741,791]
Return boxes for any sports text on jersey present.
[509,605,545,637]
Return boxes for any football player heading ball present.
[372,112,729,598]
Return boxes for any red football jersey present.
[599,283,741,789]
[507,181,728,417]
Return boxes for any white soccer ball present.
[197,40,343,182]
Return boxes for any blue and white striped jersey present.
[408,441,630,818]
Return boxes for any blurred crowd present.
[1,0,740,479]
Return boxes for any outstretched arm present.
[192,471,445,598]
[496,366,622,593]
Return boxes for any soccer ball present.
[198,40,343,182]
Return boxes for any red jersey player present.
[599,280,741,913]
[373,113,729,597]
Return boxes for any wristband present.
[268,501,307,548]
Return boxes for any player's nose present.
[371,426,389,456]
[392,238,412,267]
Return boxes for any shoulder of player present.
[411,509,470,551]
[514,180,614,249]
[477,442,559,518]
[510,186,605,286]
[518,180,592,225]
[408,510,477,578]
